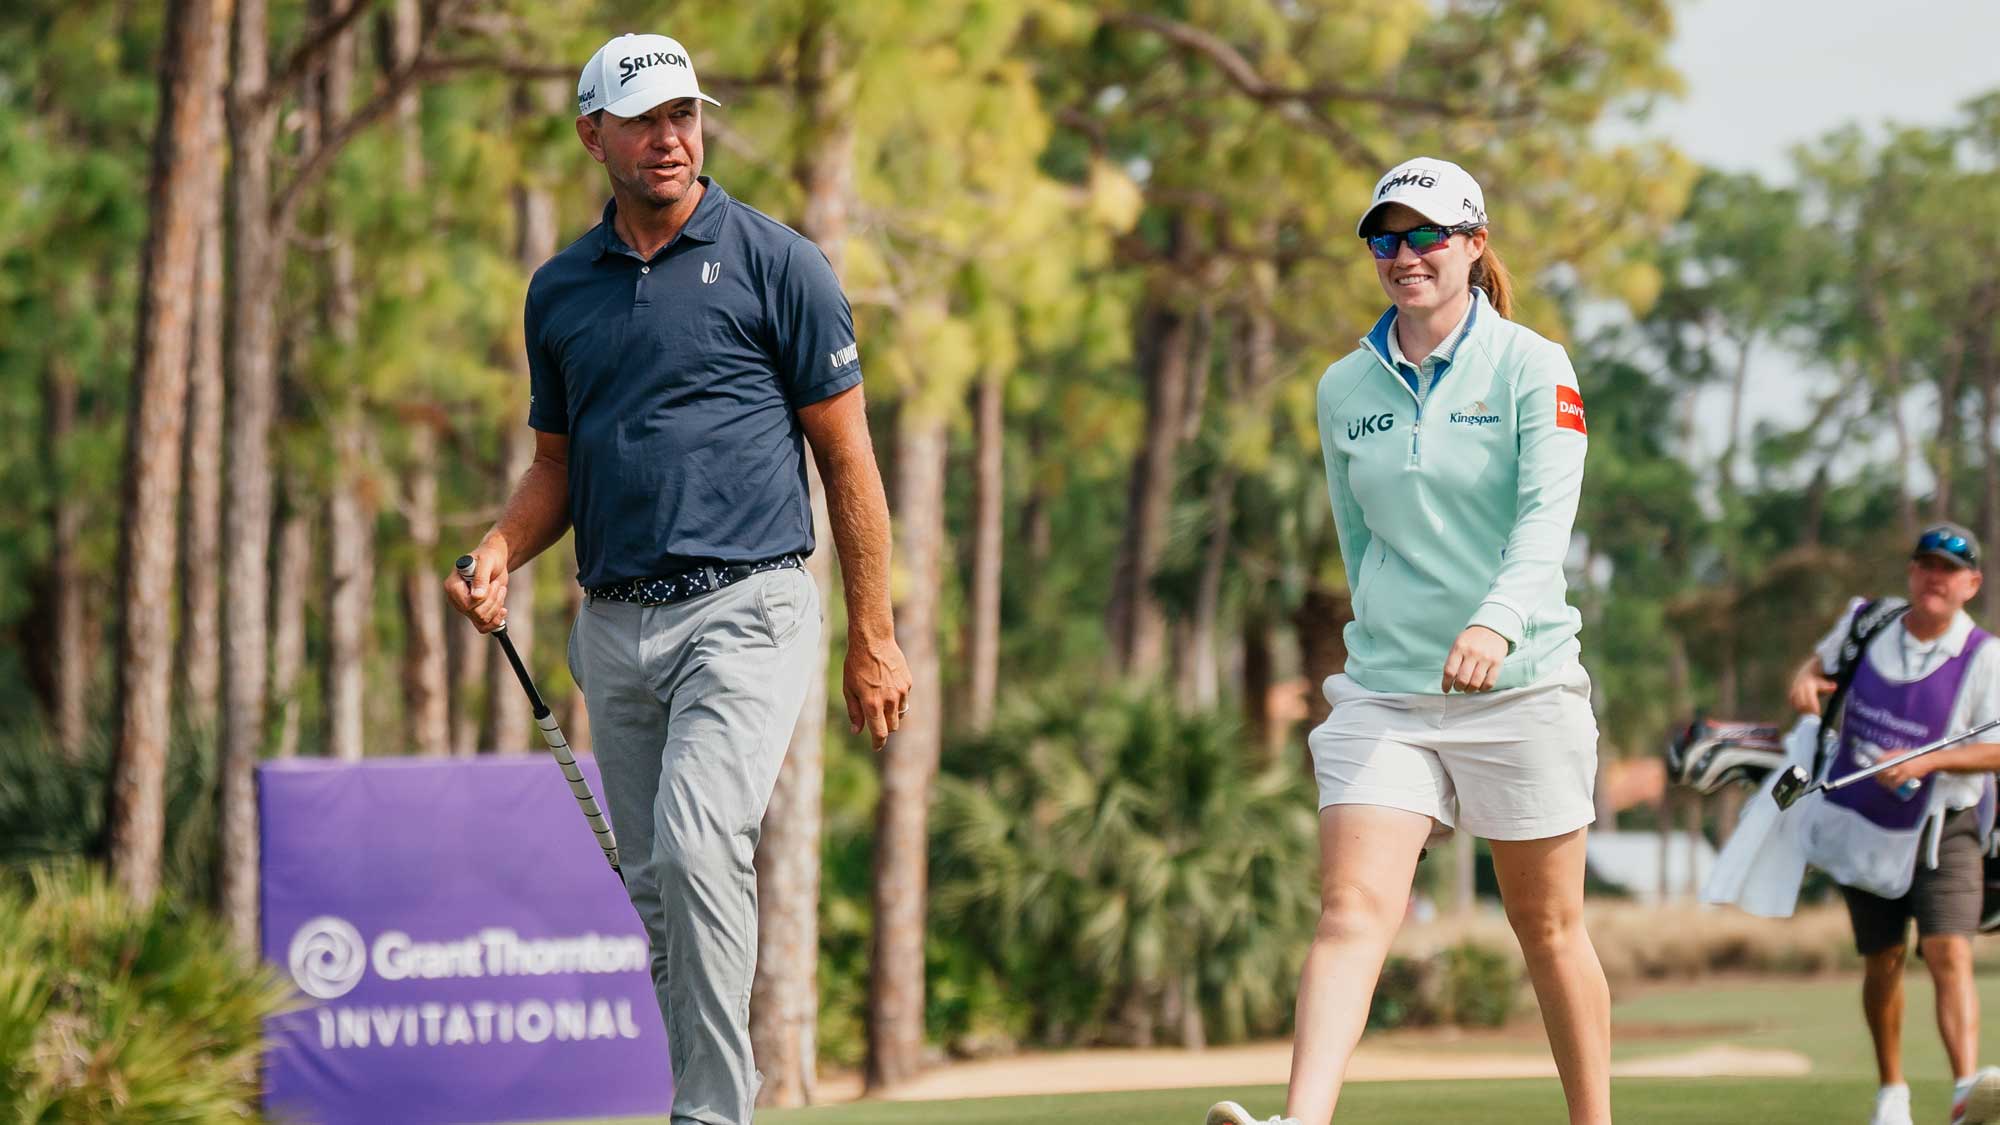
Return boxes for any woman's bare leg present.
[1282,804,1433,1125]
[1489,829,1611,1125]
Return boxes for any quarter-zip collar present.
[1360,289,1484,399]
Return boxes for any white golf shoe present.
[1868,1083,1912,1125]
[1952,1067,2000,1125]
[1204,1101,1300,1125]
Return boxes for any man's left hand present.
[845,636,913,751]
[1875,750,1934,790]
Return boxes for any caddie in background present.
[1788,522,2000,1125]
[445,31,911,1125]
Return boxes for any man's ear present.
[575,114,607,164]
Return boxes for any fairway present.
[554,1078,1943,1124]
[530,973,2000,1124]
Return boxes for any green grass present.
[536,1079,1938,1124]
[525,972,1998,1124]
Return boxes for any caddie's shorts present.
[1841,805,1985,955]
[1307,661,1599,842]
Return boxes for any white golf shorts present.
[1308,661,1599,841]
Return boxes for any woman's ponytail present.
[1469,242,1514,320]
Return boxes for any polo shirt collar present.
[592,176,729,260]
[1898,608,1978,658]
[1359,289,1483,398]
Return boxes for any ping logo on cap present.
[619,50,689,86]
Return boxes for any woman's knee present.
[1314,879,1404,943]
[1503,899,1582,958]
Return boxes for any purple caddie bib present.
[1827,625,1994,832]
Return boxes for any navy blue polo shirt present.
[525,178,863,589]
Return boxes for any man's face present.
[577,98,704,210]
[1907,555,1982,618]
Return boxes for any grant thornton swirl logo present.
[289,916,367,1000]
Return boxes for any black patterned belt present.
[587,555,804,607]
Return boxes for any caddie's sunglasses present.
[1363,223,1484,261]
[1916,528,1978,565]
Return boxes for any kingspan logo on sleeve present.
[1449,399,1502,426]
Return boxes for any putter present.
[457,555,621,874]
[1770,716,2000,811]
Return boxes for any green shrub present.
[926,690,1321,1049]
[1366,955,1441,1030]
[1366,941,1522,1031]
[0,864,295,1122]
[0,717,219,902]
[1441,940,1518,1028]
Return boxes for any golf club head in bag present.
[1769,764,1814,811]
[1667,716,1786,795]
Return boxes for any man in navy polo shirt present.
[446,31,910,1124]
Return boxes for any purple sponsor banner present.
[260,756,671,1125]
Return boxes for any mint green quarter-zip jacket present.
[1316,289,1588,694]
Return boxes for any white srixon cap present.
[1356,157,1488,235]
[577,34,721,118]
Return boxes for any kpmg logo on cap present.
[290,915,368,1000]
[618,50,689,86]
[1378,169,1440,197]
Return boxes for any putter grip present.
[455,554,476,580]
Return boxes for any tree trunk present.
[318,19,369,762]
[1934,335,1967,520]
[269,481,311,758]
[46,345,88,761]
[402,418,449,754]
[179,153,226,732]
[448,615,489,755]
[381,0,448,757]
[1177,972,1206,1050]
[867,402,948,1092]
[324,415,371,761]
[1292,582,1350,729]
[1241,608,1274,757]
[483,115,557,753]
[1187,461,1235,710]
[1981,326,1998,626]
[1107,295,1194,679]
[218,0,279,949]
[1018,419,1051,565]
[752,19,852,1105]
[107,0,229,908]
[966,369,1004,731]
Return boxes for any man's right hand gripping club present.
[445,537,512,634]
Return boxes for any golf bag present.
[1667,716,1786,795]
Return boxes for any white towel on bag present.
[1701,716,1819,917]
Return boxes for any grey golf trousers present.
[568,567,821,1124]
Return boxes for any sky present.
[1605,0,2000,489]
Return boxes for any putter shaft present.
[457,555,622,873]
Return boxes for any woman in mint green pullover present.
[1209,160,1610,1125]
